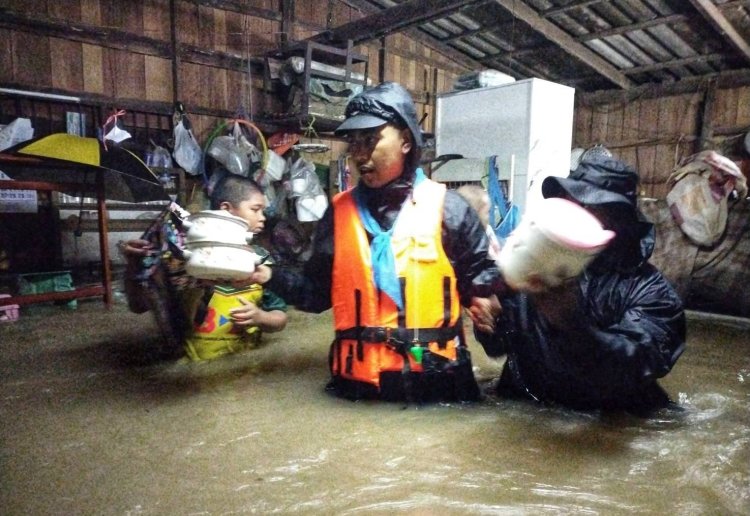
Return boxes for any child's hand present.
[229,296,261,327]
[248,264,272,285]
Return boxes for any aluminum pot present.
[182,210,254,246]
[182,241,259,281]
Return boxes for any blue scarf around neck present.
[353,168,426,310]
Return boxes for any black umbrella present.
[3,133,169,203]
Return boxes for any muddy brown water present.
[1,302,748,515]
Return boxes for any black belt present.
[335,326,459,345]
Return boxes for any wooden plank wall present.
[10,0,747,202]
[0,0,468,150]
[575,85,750,199]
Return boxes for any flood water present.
[1,302,748,515]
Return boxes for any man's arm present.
[121,239,155,314]
[267,206,334,313]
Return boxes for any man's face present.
[345,123,412,188]
[222,191,266,233]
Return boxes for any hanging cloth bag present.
[666,150,747,247]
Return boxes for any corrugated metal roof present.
[331,0,750,94]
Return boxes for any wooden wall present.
[0,0,467,151]
[575,85,750,199]
[6,1,747,201]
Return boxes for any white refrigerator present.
[435,78,575,213]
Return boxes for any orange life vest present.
[330,178,464,390]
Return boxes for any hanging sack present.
[666,150,747,247]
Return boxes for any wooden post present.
[170,0,181,102]
[96,170,113,308]
[378,37,386,84]
[698,78,717,151]
[281,0,294,50]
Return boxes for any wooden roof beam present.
[688,0,750,64]
[579,13,689,42]
[490,0,634,89]
[316,0,483,71]
[623,52,727,75]
[311,0,483,47]
[541,0,602,18]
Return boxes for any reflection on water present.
[0,304,748,514]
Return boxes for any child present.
[122,173,288,361]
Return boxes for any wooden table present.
[0,154,113,308]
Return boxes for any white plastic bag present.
[0,118,34,151]
[104,123,131,144]
[173,119,202,175]
[289,158,328,221]
[207,135,249,176]
[289,158,319,197]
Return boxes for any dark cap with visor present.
[542,153,639,208]
[335,81,424,147]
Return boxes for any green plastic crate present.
[18,271,77,309]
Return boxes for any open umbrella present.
[2,133,169,203]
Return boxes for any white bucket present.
[498,197,615,291]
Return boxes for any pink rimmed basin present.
[498,197,615,291]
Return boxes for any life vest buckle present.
[383,327,410,352]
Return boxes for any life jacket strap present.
[335,325,460,347]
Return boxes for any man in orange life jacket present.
[269,82,502,402]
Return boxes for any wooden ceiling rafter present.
[329,0,485,71]
[310,0,484,47]
[623,52,728,75]
[489,0,635,89]
[580,67,750,105]
[183,0,280,21]
[687,0,750,64]
[541,0,603,18]
[578,13,690,42]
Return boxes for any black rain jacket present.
[476,216,686,414]
[269,169,502,313]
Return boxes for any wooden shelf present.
[262,40,368,134]
[58,202,169,211]
[60,217,153,233]
[6,285,105,307]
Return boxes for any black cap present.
[542,154,639,207]
[335,82,424,147]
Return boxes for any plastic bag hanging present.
[172,103,203,176]
[289,157,328,221]
[101,109,131,149]
[207,133,250,177]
